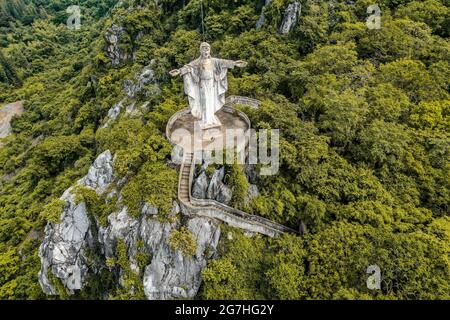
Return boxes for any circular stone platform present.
[166,106,251,153]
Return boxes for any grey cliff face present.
[193,168,232,204]
[39,150,222,300]
[38,194,92,294]
[0,101,24,140]
[105,24,131,66]
[103,65,157,128]
[77,151,114,193]
[123,63,157,98]
[98,206,139,260]
[192,171,208,199]
[279,2,301,34]
[97,200,221,299]
[39,150,114,295]
[143,217,221,299]
[207,167,232,205]
[256,0,272,30]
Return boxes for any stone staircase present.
[178,152,297,237]
[179,152,193,203]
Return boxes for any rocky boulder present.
[77,151,114,193]
[105,24,131,66]
[192,166,236,205]
[256,0,271,30]
[192,171,208,199]
[170,144,184,165]
[207,168,232,205]
[123,63,156,98]
[279,2,301,34]
[102,100,124,128]
[0,101,24,140]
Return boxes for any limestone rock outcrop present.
[279,2,301,34]
[192,171,208,199]
[105,24,131,66]
[123,63,157,98]
[97,202,221,299]
[246,184,259,204]
[39,150,222,300]
[38,150,114,294]
[102,65,158,128]
[192,167,232,205]
[143,216,221,299]
[0,101,24,140]
[170,144,184,165]
[102,100,124,128]
[256,0,272,30]
[77,151,114,193]
[207,168,232,205]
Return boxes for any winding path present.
[178,151,297,237]
[167,97,297,237]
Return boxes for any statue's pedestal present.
[202,127,222,142]
[200,121,222,131]
[167,107,250,154]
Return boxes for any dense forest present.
[0,0,449,299]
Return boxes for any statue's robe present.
[179,58,235,127]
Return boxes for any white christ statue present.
[169,42,247,129]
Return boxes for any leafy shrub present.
[169,227,197,257]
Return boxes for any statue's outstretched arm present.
[234,60,248,68]
[217,58,247,69]
[169,64,192,77]
[169,68,181,77]
[169,64,199,82]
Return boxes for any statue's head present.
[200,42,211,59]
